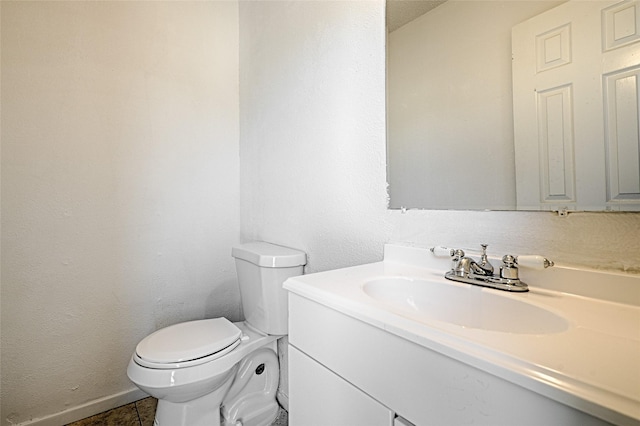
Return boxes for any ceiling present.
[386,0,447,32]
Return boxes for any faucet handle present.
[430,246,455,257]
[479,244,494,274]
[500,255,519,280]
[480,244,489,260]
[517,255,554,269]
[502,254,516,267]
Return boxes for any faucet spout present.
[451,249,492,278]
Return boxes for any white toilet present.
[127,241,306,426]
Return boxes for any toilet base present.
[222,347,280,426]
[154,372,235,426]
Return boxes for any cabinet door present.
[289,345,393,426]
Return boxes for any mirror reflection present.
[386,0,640,211]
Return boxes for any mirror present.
[386,0,640,211]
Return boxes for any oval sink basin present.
[363,277,569,334]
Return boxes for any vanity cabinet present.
[287,293,611,426]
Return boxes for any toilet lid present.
[136,318,241,364]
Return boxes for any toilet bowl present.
[127,242,306,426]
[127,321,278,426]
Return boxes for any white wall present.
[1,2,240,424]
[239,0,392,273]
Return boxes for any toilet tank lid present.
[232,242,306,268]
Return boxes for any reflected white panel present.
[604,66,640,202]
[602,0,640,51]
[537,85,576,203]
[536,23,571,72]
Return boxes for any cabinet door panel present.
[289,345,393,426]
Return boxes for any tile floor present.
[65,397,288,426]
[65,398,156,426]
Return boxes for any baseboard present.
[16,387,148,426]
[276,389,289,412]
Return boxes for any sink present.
[362,277,569,334]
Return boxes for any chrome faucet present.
[431,244,554,292]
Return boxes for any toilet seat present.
[134,318,242,369]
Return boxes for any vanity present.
[284,244,640,426]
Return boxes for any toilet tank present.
[232,242,306,335]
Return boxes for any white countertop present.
[284,244,640,425]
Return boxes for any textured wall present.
[388,209,640,273]
[239,0,392,272]
[1,2,240,424]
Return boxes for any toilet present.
[127,241,306,426]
